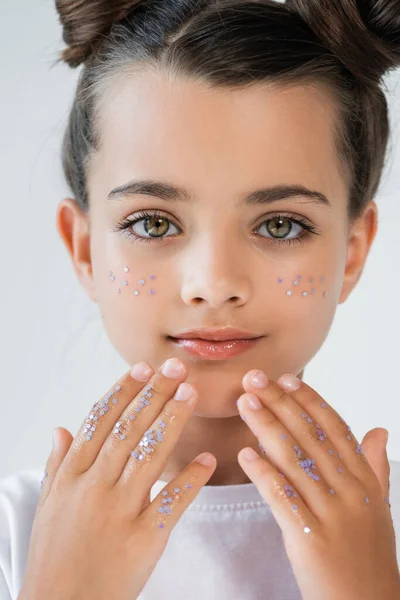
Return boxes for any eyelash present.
[113,210,319,247]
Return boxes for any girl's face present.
[61,71,376,418]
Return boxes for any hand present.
[18,358,216,600]
[236,371,400,600]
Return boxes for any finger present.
[60,363,156,476]
[243,371,379,492]
[274,374,379,488]
[36,427,74,512]
[237,393,341,522]
[236,445,320,546]
[361,428,391,508]
[91,358,191,485]
[138,452,217,540]
[116,382,199,512]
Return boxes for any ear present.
[338,200,378,304]
[56,198,97,303]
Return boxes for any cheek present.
[269,269,338,363]
[98,263,163,352]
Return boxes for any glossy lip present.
[168,336,262,360]
[170,327,262,342]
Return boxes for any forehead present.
[91,70,348,206]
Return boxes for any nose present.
[180,237,250,309]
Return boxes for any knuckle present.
[301,427,321,444]
[274,387,289,405]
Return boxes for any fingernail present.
[245,393,263,410]
[250,370,269,388]
[242,447,259,462]
[174,382,194,401]
[131,362,152,382]
[195,453,215,466]
[278,374,301,392]
[161,358,185,379]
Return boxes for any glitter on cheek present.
[278,275,327,299]
[108,269,157,296]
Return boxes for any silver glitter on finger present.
[113,420,128,441]
[315,424,327,441]
[355,444,364,455]
[83,384,123,442]
[124,266,129,272]
[156,479,195,529]
[293,445,319,481]
[286,290,293,296]
[304,527,311,534]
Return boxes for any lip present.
[168,336,262,360]
[171,327,262,342]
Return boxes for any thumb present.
[360,427,390,496]
[36,427,74,512]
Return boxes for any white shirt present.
[1,461,400,600]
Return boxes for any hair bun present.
[286,0,400,86]
[55,0,145,68]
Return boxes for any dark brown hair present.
[54,0,400,222]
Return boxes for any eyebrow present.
[107,179,332,208]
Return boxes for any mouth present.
[167,336,263,360]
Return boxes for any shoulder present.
[0,467,44,598]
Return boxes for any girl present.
[1,0,400,598]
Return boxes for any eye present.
[113,210,180,244]
[255,214,318,246]
[113,211,319,246]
